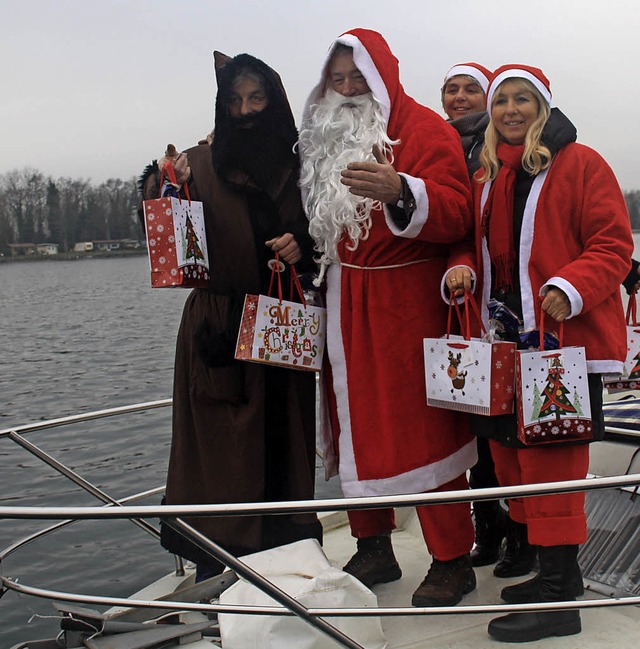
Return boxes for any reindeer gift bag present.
[515,313,592,445]
[424,294,516,415]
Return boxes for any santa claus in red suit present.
[298,28,477,607]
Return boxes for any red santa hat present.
[487,64,552,109]
[442,62,491,94]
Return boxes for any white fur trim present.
[540,277,583,318]
[588,359,624,374]
[487,69,552,108]
[318,373,338,480]
[301,34,391,135]
[340,440,478,498]
[337,34,391,124]
[384,173,428,238]
[519,168,550,331]
[444,65,489,93]
[323,263,360,486]
[479,182,492,327]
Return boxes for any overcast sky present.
[2,0,639,189]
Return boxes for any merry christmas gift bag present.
[143,161,210,287]
[516,315,593,445]
[605,293,640,392]
[235,257,326,372]
[425,293,517,415]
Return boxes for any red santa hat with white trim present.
[442,62,492,94]
[487,64,552,109]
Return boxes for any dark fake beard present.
[211,107,296,193]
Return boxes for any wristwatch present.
[396,176,416,212]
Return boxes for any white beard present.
[298,89,397,282]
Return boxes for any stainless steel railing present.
[3,399,640,649]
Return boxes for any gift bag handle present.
[626,292,638,327]
[447,291,485,342]
[267,252,308,306]
[159,160,192,203]
[446,293,467,339]
[538,304,565,350]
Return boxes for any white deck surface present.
[104,508,640,649]
[320,509,640,649]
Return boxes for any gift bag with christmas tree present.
[516,313,592,445]
[143,161,210,287]
[604,292,640,392]
[425,292,517,415]
[235,255,326,372]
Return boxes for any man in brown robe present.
[140,52,321,581]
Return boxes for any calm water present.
[0,255,337,646]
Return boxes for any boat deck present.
[106,508,640,649]
[319,509,640,648]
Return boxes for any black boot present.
[488,545,582,643]
[342,534,402,588]
[493,518,538,578]
[501,545,584,603]
[470,500,507,567]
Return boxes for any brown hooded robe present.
[141,53,321,566]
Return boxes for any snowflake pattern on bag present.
[143,196,210,287]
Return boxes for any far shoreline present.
[0,249,148,263]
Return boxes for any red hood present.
[302,28,411,140]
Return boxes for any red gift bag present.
[143,161,210,288]
[605,293,640,392]
[425,292,517,415]
[516,311,593,446]
[235,256,326,372]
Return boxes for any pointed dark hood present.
[210,52,299,190]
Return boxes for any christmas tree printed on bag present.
[518,349,592,445]
[626,352,640,381]
[537,355,577,421]
[183,211,206,264]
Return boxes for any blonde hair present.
[478,78,551,182]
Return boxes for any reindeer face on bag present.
[447,351,468,392]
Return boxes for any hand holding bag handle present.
[267,252,307,306]
[538,303,564,350]
[446,290,486,342]
[159,159,192,203]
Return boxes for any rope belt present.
[340,257,439,271]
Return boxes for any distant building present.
[36,243,59,256]
[8,243,37,257]
[93,240,121,252]
[74,241,94,253]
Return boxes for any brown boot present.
[411,554,476,606]
[342,535,402,588]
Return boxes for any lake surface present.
[0,255,338,645]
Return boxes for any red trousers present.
[347,474,474,562]
[489,441,589,546]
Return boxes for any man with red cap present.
[298,28,476,607]
[441,62,492,177]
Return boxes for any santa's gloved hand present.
[157,144,191,186]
